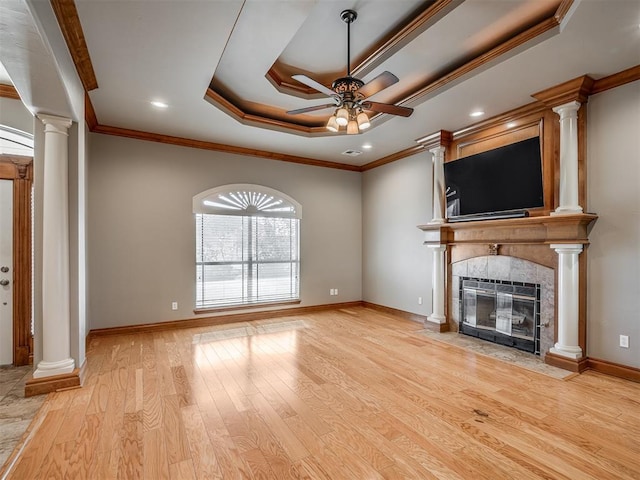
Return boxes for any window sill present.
[194,299,301,315]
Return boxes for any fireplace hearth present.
[459,277,540,354]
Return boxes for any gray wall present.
[587,80,640,368]
[87,134,362,329]
[362,152,433,317]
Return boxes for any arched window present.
[193,184,301,309]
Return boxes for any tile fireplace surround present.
[419,213,597,372]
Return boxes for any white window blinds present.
[194,185,301,309]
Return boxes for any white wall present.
[87,134,362,329]
[362,152,433,317]
[0,97,33,134]
[587,80,640,368]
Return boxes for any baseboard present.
[24,361,86,397]
[544,352,589,373]
[423,320,450,332]
[87,301,363,339]
[586,357,640,383]
[361,301,429,324]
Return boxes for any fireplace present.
[459,278,540,354]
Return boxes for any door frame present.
[0,154,33,365]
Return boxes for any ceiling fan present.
[286,9,413,134]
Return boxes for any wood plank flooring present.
[2,307,639,479]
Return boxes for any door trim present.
[0,155,33,366]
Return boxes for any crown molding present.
[590,65,640,96]
[0,84,20,100]
[50,0,98,91]
[91,123,361,172]
[531,75,595,107]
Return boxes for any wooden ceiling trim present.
[403,15,564,107]
[415,130,453,150]
[266,0,462,96]
[85,92,97,130]
[204,88,328,136]
[92,124,361,172]
[590,65,640,96]
[531,75,595,107]
[352,0,462,79]
[210,1,568,136]
[0,84,20,100]
[360,145,424,172]
[50,0,98,91]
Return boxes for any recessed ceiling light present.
[506,122,517,128]
[362,143,373,150]
[470,110,485,117]
[150,101,168,108]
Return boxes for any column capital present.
[427,244,447,252]
[552,101,581,117]
[550,243,583,254]
[37,114,72,135]
[429,145,446,156]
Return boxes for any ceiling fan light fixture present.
[346,120,359,135]
[326,116,339,132]
[357,111,370,130]
[336,108,349,126]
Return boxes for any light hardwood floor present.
[2,307,639,479]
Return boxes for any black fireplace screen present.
[460,278,540,354]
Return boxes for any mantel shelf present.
[418,213,598,246]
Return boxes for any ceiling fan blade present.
[363,101,413,117]
[292,74,336,98]
[358,71,399,98]
[286,103,336,115]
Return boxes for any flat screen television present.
[444,137,544,219]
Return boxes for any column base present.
[25,363,85,397]
[545,351,588,373]
[33,358,75,378]
[551,206,583,216]
[425,314,448,332]
[427,218,446,225]
[550,344,583,360]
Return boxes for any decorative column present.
[549,243,583,359]
[552,101,583,215]
[429,146,446,224]
[34,114,75,378]
[427,244,447,327]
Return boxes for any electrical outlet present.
[619,335,629,348]
[171,301,178,311]
[418,296,423,305]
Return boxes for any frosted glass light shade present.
[326,116,339,132]
[336,108,349,126]
[357,111,370,130]
[346,120,359,135]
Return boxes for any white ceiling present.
[2,0,640,167]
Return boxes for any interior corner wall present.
[362,152,433,317]
[87,133,362,330]
[586,79,640,368]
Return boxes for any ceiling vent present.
[341,149,363,157]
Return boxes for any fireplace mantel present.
[419,213,598,372]
[419,213,598,246]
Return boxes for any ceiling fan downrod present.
[341,9,357,78]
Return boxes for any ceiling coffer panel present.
[206,0,563,136]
